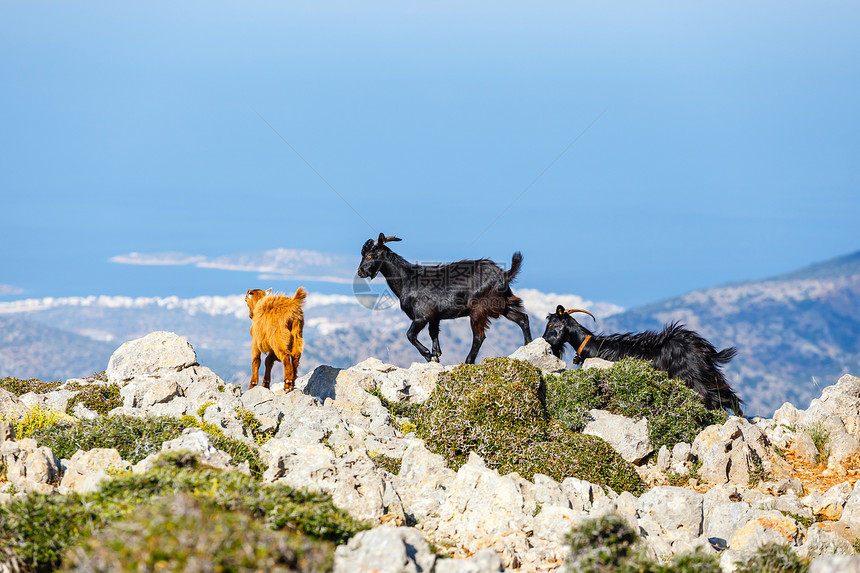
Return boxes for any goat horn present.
[383,235,402,243]
[565,308,596,322]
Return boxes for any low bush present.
[733,542,809,573]
[547,358,728,452]
[7,406,67,440]
[0,376,62,396]
[413,358,645,494]
[61,494,334,572]
[64,382,123,416]
[0,456,368,573]
[29,415,187,463]
[565,514,721,573]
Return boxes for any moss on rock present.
[546,358,728,453]
[413,357,645,494]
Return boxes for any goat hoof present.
[430,356,440,363]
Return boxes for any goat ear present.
[384,235,402,243]
[265,288,272,295]
[556,305,565,316]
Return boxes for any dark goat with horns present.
[357,233,532,364]
[543,305,743,415]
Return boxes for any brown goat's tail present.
[292,287,308,305]
[504,252,523,284]
[290,315,304,357]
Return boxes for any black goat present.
[356,233,532,364]
[543,305,743,415]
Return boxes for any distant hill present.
[600,251,860,416]
[0,289,618,390]
[0,315,115,381]
[1,252,858,417]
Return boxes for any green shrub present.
[565,514,640,573]
[547,358,728,452]
[807,423,831,466]
[0,458,368,573]
[565,514,721,573]
[29,414,267,479]
[413,358,644,494]
[29,415,187,463]
[0,376,62,396]
[235,407,275,445]
[733,542,809,573]
[64,382,122,416]
[61,494,334,572]
[6,406,67,439]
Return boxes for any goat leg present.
[428,319,442,362]
[262,353,276,390]
[250,348,262,389]
[504,306,532,345]
[406,319,434,362]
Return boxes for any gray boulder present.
[120,375,183,409]
[0,421,14,442]
[334,526,436,573]
[433,548,504,573]
[60,448,130,494]
[809,555,860,573]
[637,486,704,547]
[0,388,29,421]
[107,331,198,385]
[0,438,60,492]
[508,338,566,373]
[583,409,652,464]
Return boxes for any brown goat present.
[245,287,307,392]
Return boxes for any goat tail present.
[505,252,524,284]
[292,287,308,305]
[716,346,738,364]
[290,316,304,357]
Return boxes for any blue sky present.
[2,1,858,309]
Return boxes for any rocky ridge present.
[3,331,860,571]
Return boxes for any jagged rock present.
[692,417,789,487]
[828,429,860,472]
[637,486,704,549]
[805,481,853,521]
[262,434,395,523]
[705,502,760,550]
[60,448,130,494]
[120,376,183,409]
[532,504,588,544]
[19,389,75,413]
[432,548,504,573]
[773,402,805,428]
[427,453,533,555]
[805,375,860,451]
[583,409,652,464]
[656,445,671,472]
[0,388,29,421]
[0,438,59,492]
[0,421,14,442]
[107,331,198,384]
[728,514,803,552]
[393,440,455,524]
[508,338,566,373]
[809,555,860,572]
[334,526,436,573]
[581,357,614,370]
[798,524,856,560]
